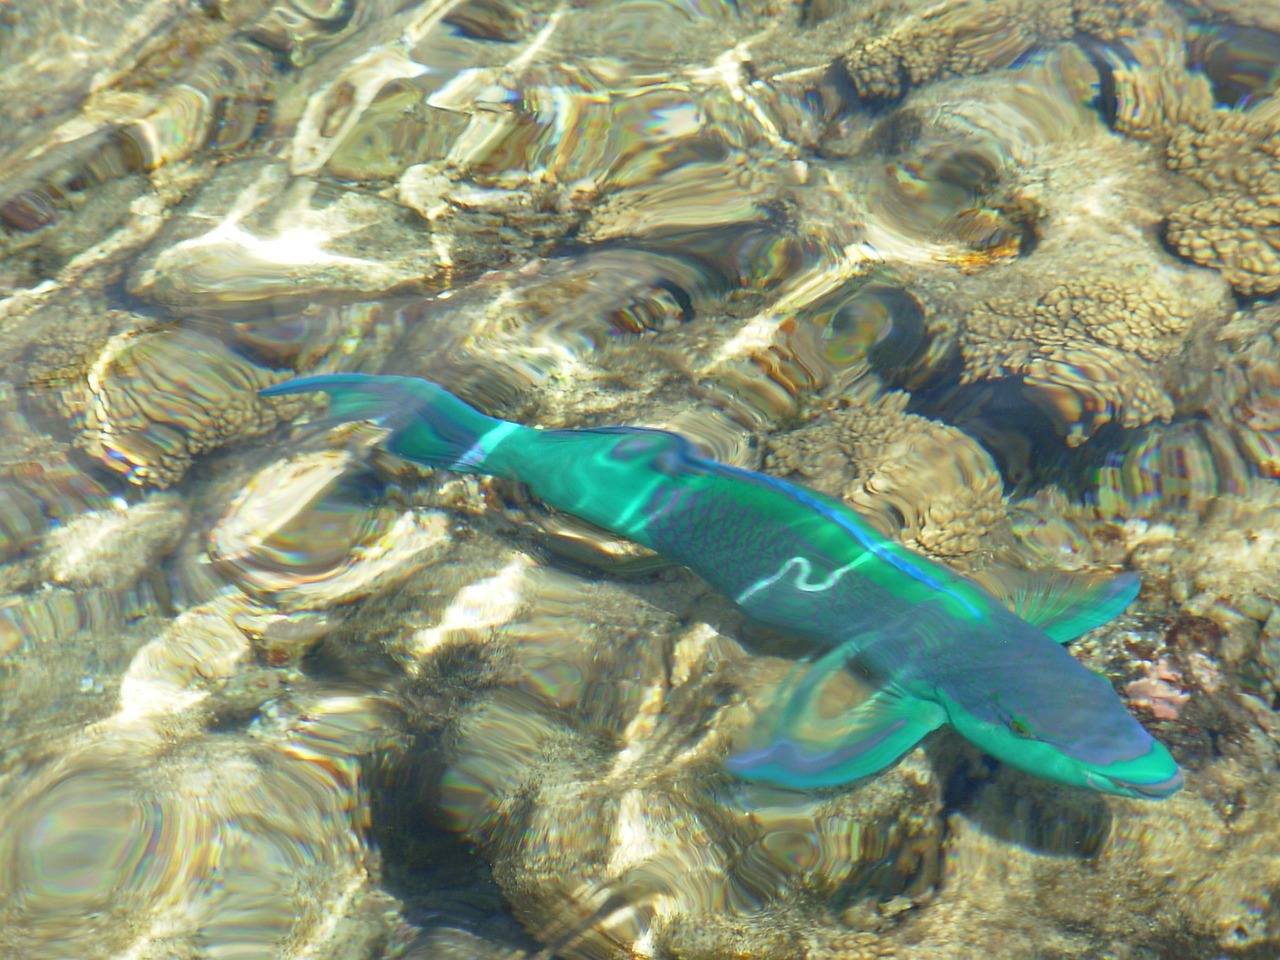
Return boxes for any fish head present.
[934,637,1182,799]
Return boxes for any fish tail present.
[261,374,526,476]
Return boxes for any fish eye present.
[1009,717,1034,739]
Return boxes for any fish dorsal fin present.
[971,567,1140,644]
[726,639,945,789]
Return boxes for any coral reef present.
[839,0,1162,102]
[954,259,1228,442]
[2,0,1280,958]
[1165,98,1280,296]
[824,38,1234,449]
[767,390,1008,563]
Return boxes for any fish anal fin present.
[972,566,1141,644]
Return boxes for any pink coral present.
[1125,658,1190,720]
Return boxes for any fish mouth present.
[1087,767,1184,799]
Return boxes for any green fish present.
[261,374,1182,799]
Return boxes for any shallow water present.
[2,0,1280,957]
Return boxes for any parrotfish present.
[261,374,1182,799]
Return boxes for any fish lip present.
[1089,768,1184,798]
[1127,768,1184,798]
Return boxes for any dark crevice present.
[904,373,1135,498]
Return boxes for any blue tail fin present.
[261,374,518,474]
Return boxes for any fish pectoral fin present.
[726,652,945,789]
[971,566,1140,644]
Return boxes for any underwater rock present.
[1187,22,1280,110]
[215,297,414,372]
[127,161,460,311]
[63,327,293,488]
[688,245,933,423]
[1006,486,1114,572]
[819,36,1233,448]
[0,422,124,589]
[0,685,401,960]
[1065,304,1280,526]
[243,0,360,67]
[838,43,1102,268]
[209,445,453,609]
[0,583,410,958]
[726,276,939,413]
[1183,0,1280,34]
[0,484,48,568]
[0,1,278,292]
[0,584,164,758]
[112,596,255,727]
[1092,419,1256,520]
[37,494,187,592]
[0,0,187,144]
[927,132,1226,447]
[232,607,341,668]
[907,759,1280,958]
[384,246,731,421]
[5,1,1280,958]
[420,562,945,960]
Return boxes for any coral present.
[841,400,1007,561]
[840,0,1162,102]
[958,270,1217,442]
[1125,657,1191,720]
[832,35,1233,447]
[1094,16,1280,296]
[1165,98,1280,296]
[7,1,1280,957]
[1036,279,1195,362]
[768,390,1009,562]
[942,137,1232,441]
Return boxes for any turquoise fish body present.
[262,374,1182,799]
